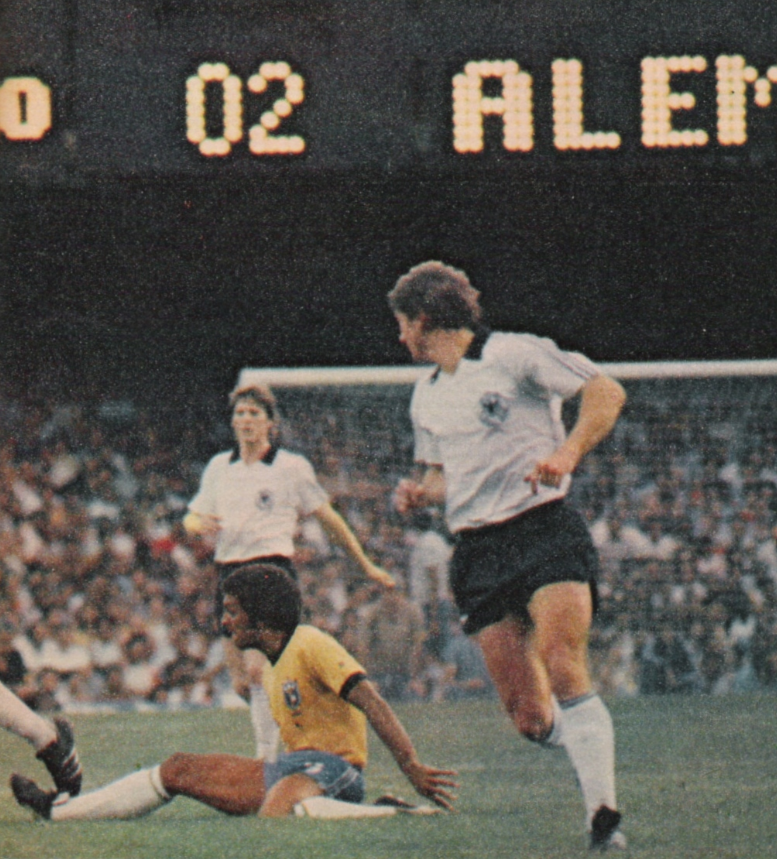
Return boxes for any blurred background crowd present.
[1,373,776,714]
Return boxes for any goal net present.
[239,360,777,698]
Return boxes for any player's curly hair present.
[388,260,482,331]
[222,564,301,636]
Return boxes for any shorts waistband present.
[455,499,565,538]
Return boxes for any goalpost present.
[238,358,777,388]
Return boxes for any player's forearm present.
[419,467,446,505]
[348,681,420,774]
[564,375,626,462]
[315,505,371,569]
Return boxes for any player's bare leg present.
[476,614,555,741]
[0,681,57,751]
[160,753,266,815]
[259,772,324,817]
[531,581,621,847]
[12,753,267,821]
[477,582,622,847]
[530,581,594,701]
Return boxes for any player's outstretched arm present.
[345,678,458,810]
[313,503,395,588]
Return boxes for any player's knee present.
[519,710,554,743]
[159,753,195,794]
[503,694,552,742]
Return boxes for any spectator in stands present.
[358,577,426,701]
[406,510,453,610]
[37,612,92,681]
[1,378,776,710]
[756,524,777,584]
[0,621,26,691]
[439,622,493,701]
[121,633,161,701]
[97,665,134,706]
[25,669,65,714]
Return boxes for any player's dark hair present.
[388,261,482,331]
[229,384,277,420]
[222,564,301,636]
[228,384,282,446]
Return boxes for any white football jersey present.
[188,446,328,562]
[411,329,599,532]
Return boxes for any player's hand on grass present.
[403,760,459,811]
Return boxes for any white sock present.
[52,766,171,821]
[294,797,397,819]
[0,681,57,751]
[249,684,279,763]
[559,693,617,827]
[539,696,564,748]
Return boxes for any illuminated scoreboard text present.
[1,52,775,160]
[3,0,777,182]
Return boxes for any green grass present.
[1,695,776,858]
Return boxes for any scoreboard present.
[4,0,777,185]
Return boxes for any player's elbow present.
[600,375,626,412]
[610,377,627,411]
[586,375,626,424]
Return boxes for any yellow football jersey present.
[263,625,368,769]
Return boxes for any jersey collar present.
[229,442,280,464]
[430,325,492,382]
[464,325,492,360]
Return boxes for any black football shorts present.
[449,500,599,635]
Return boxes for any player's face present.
[395,312,430,362]
[221,594,262,651]
[232,399,273,447]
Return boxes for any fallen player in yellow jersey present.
[11,564,457,821]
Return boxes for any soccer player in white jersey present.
[388,261,627,851]
[11,565,457,822]
[183,384,394,761]
[0,680,82,797]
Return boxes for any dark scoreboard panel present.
[4,0,777,184]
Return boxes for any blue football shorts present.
[264,750,365,803]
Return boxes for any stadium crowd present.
[1,375,776,713]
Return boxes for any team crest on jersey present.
[283,680,302,712]
[255,490,274,511]
[479,392,509,427]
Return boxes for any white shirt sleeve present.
[411,378,443,466]
[187,454,222,516]
[500,334,599,399]
[293,455,330,515]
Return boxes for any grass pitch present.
[1,695,775,859]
